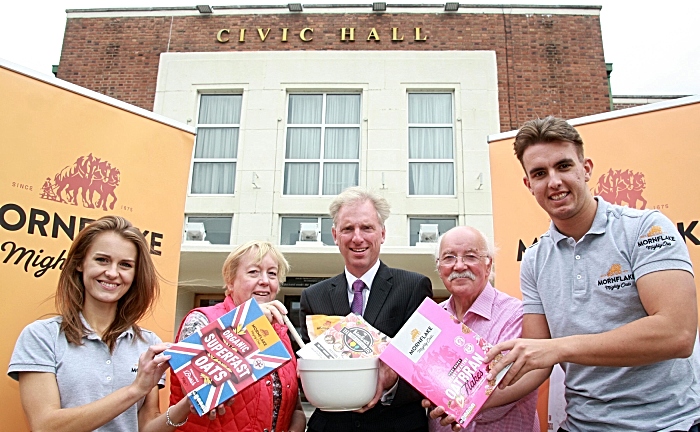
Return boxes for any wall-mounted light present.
[185,222,207,241]
[418,224,439,243]
[196,5,213,13]
[298,223,321,242]
[372,2,386,12]
[444,2,460,12]
[288,3,303,12]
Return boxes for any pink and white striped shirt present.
[429,283,540,432]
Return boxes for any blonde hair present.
[329,186,390,226]
[222,240,290,296]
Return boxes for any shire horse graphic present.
[90,161,121,211]
[45,153,120,210]
[53,154,99,206]
[593,168,647,210]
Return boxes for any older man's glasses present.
[438,254,487,266]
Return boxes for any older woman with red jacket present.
[170,241,306,432]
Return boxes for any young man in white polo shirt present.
[485,116,700,432]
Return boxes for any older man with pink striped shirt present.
[425,226,539,432]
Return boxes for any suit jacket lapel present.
[328,274,352,316]
[363,262,391,325]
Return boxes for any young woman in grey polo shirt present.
[9,216,191,431]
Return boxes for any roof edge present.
[66,3,602,14]
[0,58,195,135]
[488,94,700,142]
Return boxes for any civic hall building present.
[56,3,610,329]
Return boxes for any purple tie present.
[351,279,366,315]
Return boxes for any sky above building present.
[0,0,698,96]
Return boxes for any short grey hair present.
[329,186,391,226]
[434,227,496,261]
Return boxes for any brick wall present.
[58,11,609,132]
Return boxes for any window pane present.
[408,127,453,159]
[194,128,239,158]
[284,163,320,195]
[280,217,317,245]
[285,93,362,196]
[280,217,335,245]
[409,218,457,246]
[321,217,334,245]
[325,128,360,159]
[288,95,322,124]
[187,216,232,245]
[408,94,452,124]
[199,95,241,124]
[409,162,454,195]
[191,162,236,194]
[323,163,359,195]
[326,94,361,124]
[286,128,321,158]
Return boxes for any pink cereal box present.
[297,313,390,359]
[379,298,511,427]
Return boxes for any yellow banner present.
[0,62,194,430]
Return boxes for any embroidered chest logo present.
[598,264,634,291]
[637,226,676,251]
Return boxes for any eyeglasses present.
[438,254,488,266]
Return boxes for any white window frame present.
[189,93,242,196]
[407,91,456,197]
[283,92,361,196]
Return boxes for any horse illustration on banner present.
[592,168,647,209]
[40,153,121,211]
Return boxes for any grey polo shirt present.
[521,197,700,432]
[9,315,164,432]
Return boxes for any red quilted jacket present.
[170,296,299,432]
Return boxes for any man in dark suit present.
[300,186,433,432]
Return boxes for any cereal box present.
[305,314,343,340]
[379,298,511,427]
[297,313,390,359]
[165,298,292,416]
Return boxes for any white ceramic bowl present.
[298,357,379,411]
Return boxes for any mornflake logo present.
[598,263,634,291]
[637,225,676,251]
[393,313,441,363]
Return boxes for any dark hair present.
[55,215,159,352]
[514,116,584,166]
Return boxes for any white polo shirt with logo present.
[521,197,700,432]
[8,315,164,432]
